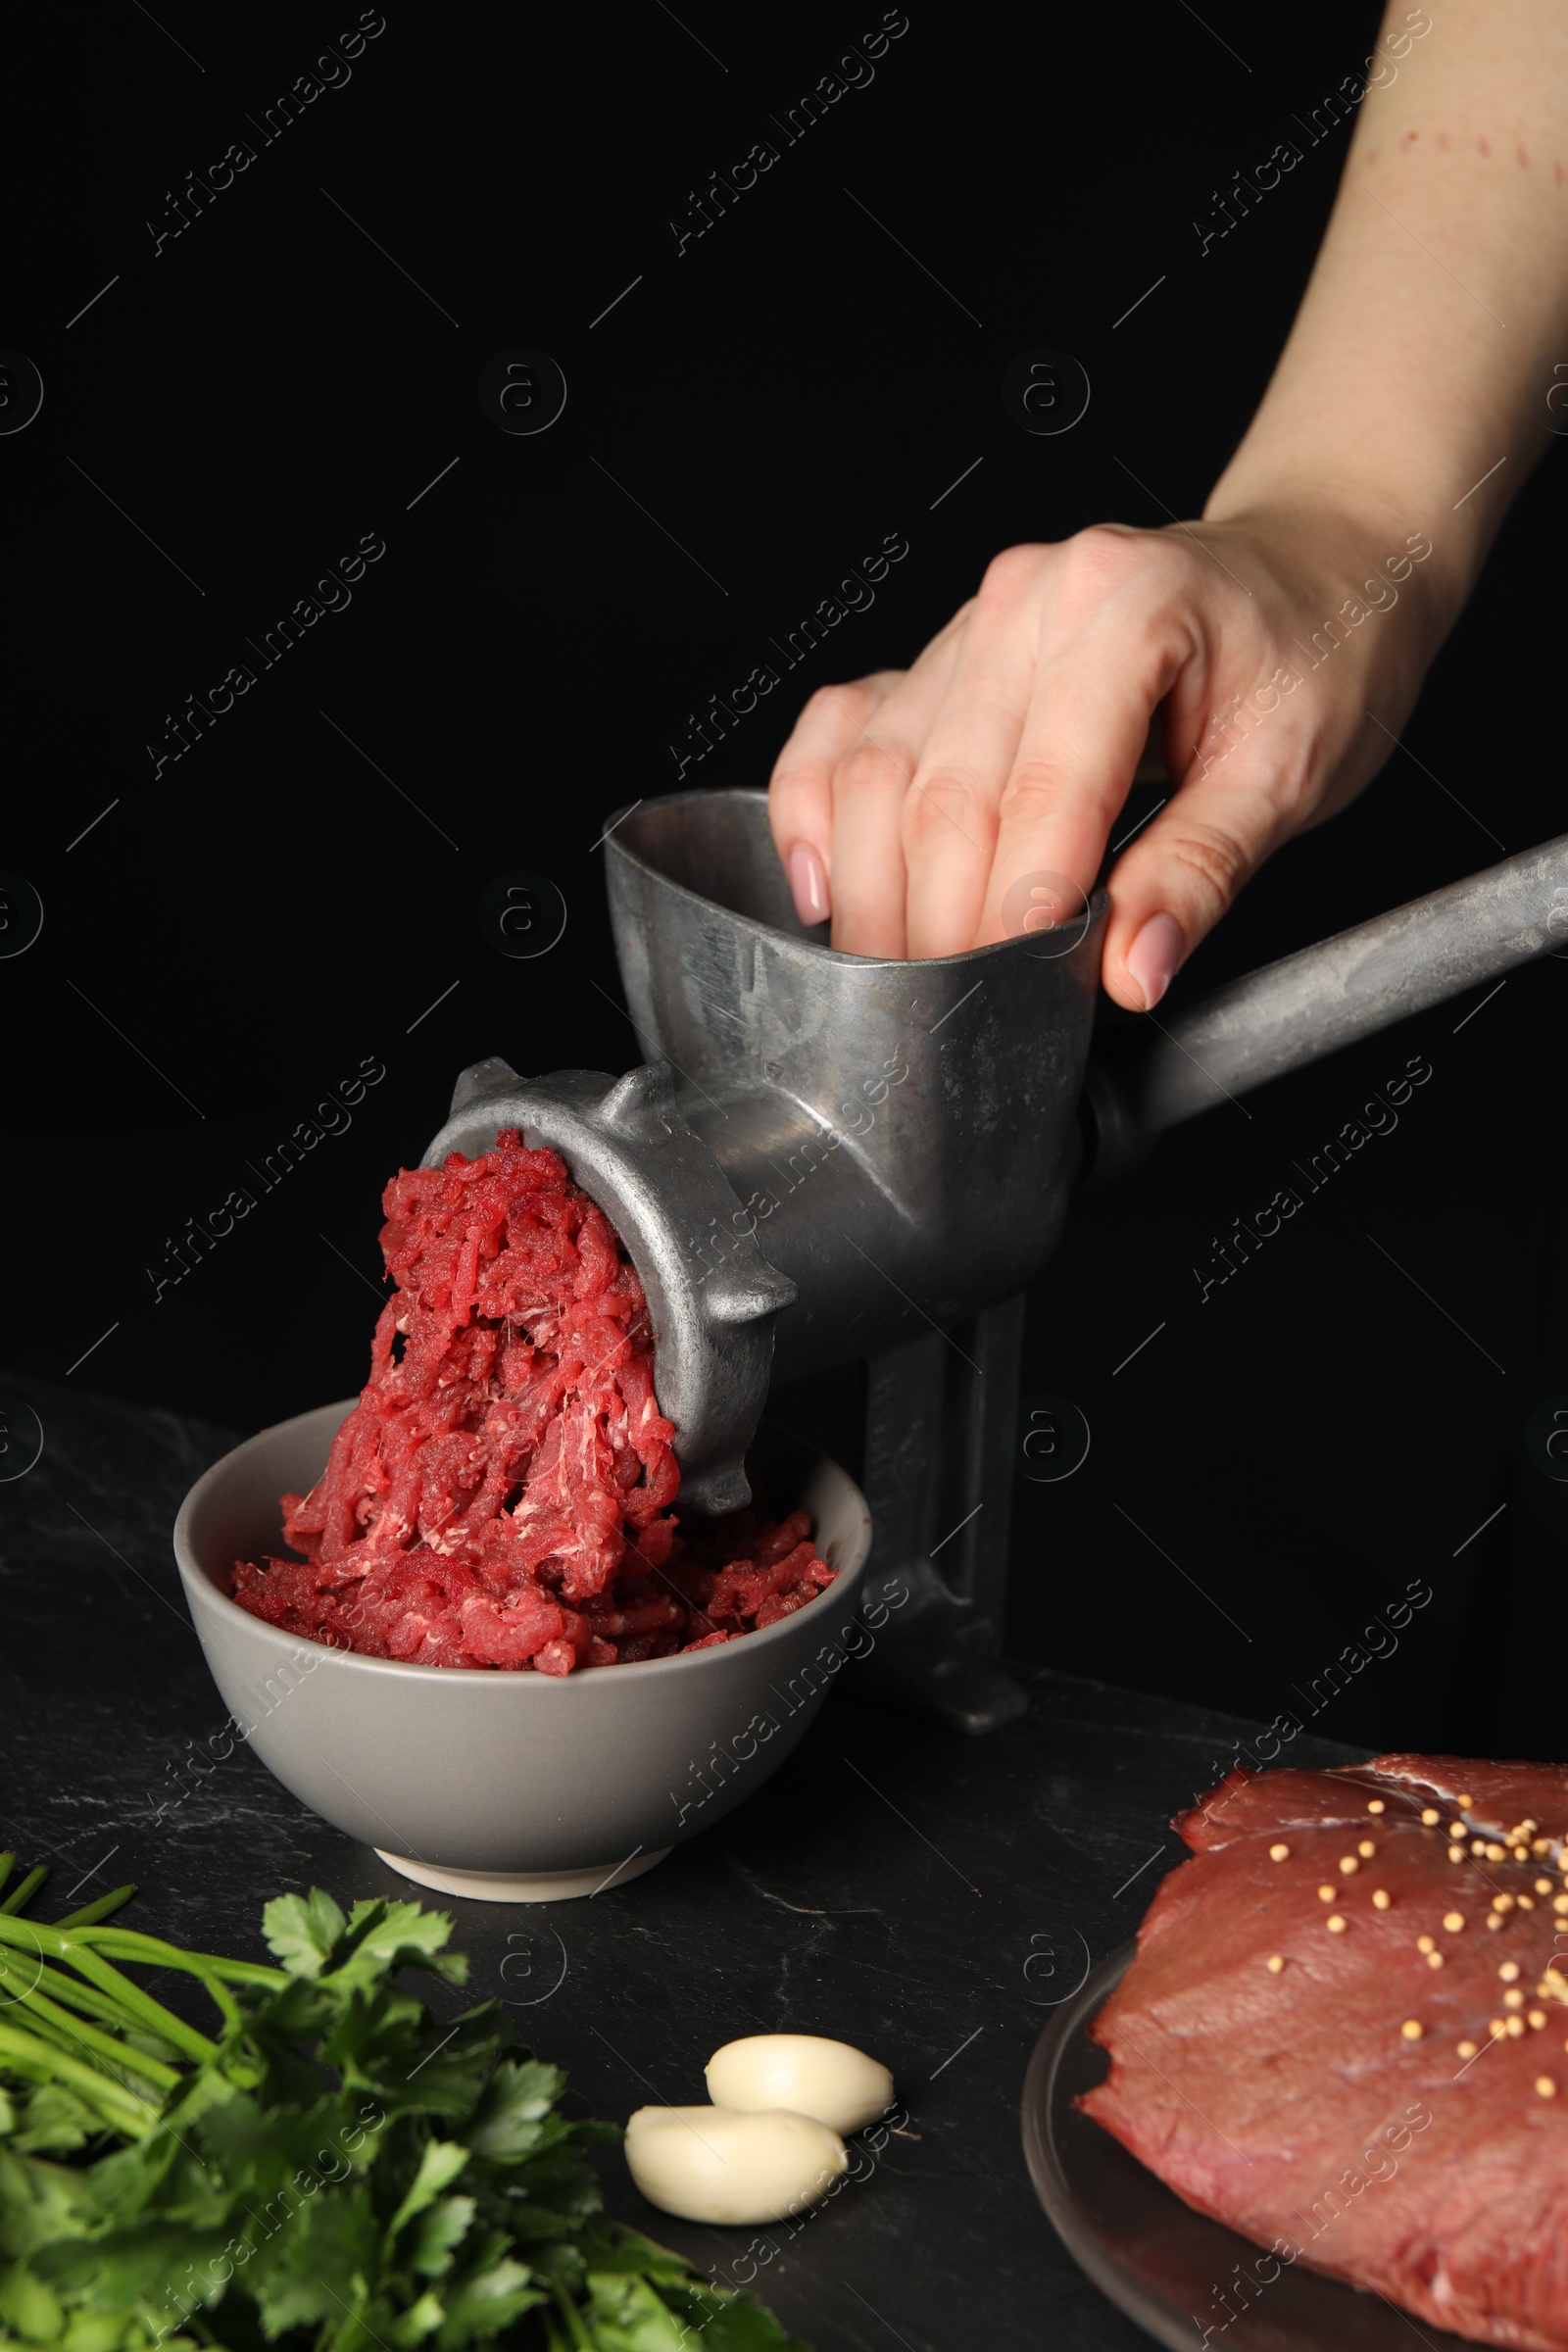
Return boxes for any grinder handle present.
[1083,830,1568,1179]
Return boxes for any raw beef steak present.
[1082,1755,1568,2348]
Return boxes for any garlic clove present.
[705,2033,895,2135]
[624,2103,848,2225]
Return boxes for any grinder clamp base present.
[854,1298,1031,1736]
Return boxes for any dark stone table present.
[0,1370,1359,2351]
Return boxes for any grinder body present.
[607,789,1107,1384]
[424,791,1099,1729]
[426,790,1568,1731]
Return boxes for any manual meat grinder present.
[424,791,1568,1732]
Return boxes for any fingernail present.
[1125,912,1184,1010]
[788,842,830,927]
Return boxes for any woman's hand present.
[766,505,1446,1007]
[767,0,1568,1003]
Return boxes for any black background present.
[6,2,1564,1753]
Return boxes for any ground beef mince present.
[230,1129,834,1672]
[1081,1754,1568,2351]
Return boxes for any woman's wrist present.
[1199,474,1470,678]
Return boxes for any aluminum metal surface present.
[1088,829,1568,1168]
[607,789,1107,1380]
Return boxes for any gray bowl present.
[173,1399,871,1901]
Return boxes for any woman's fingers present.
[768,676,892,927]
[825,646,959,955]
[970,541,1194,951]
[767,611,980,946]
[897,556,1043,956]
[1101,707,1314,1008]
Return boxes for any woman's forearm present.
[768,1,1568,984]
[1206,0,1568,644]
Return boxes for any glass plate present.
[1022,1941,1474,2351]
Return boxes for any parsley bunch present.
[0,1859,807,2352]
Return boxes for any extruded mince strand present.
[231,1129,834,1672]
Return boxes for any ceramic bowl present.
[173,1399,872,1901]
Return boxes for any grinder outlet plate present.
[1023,1943,1473,2351]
